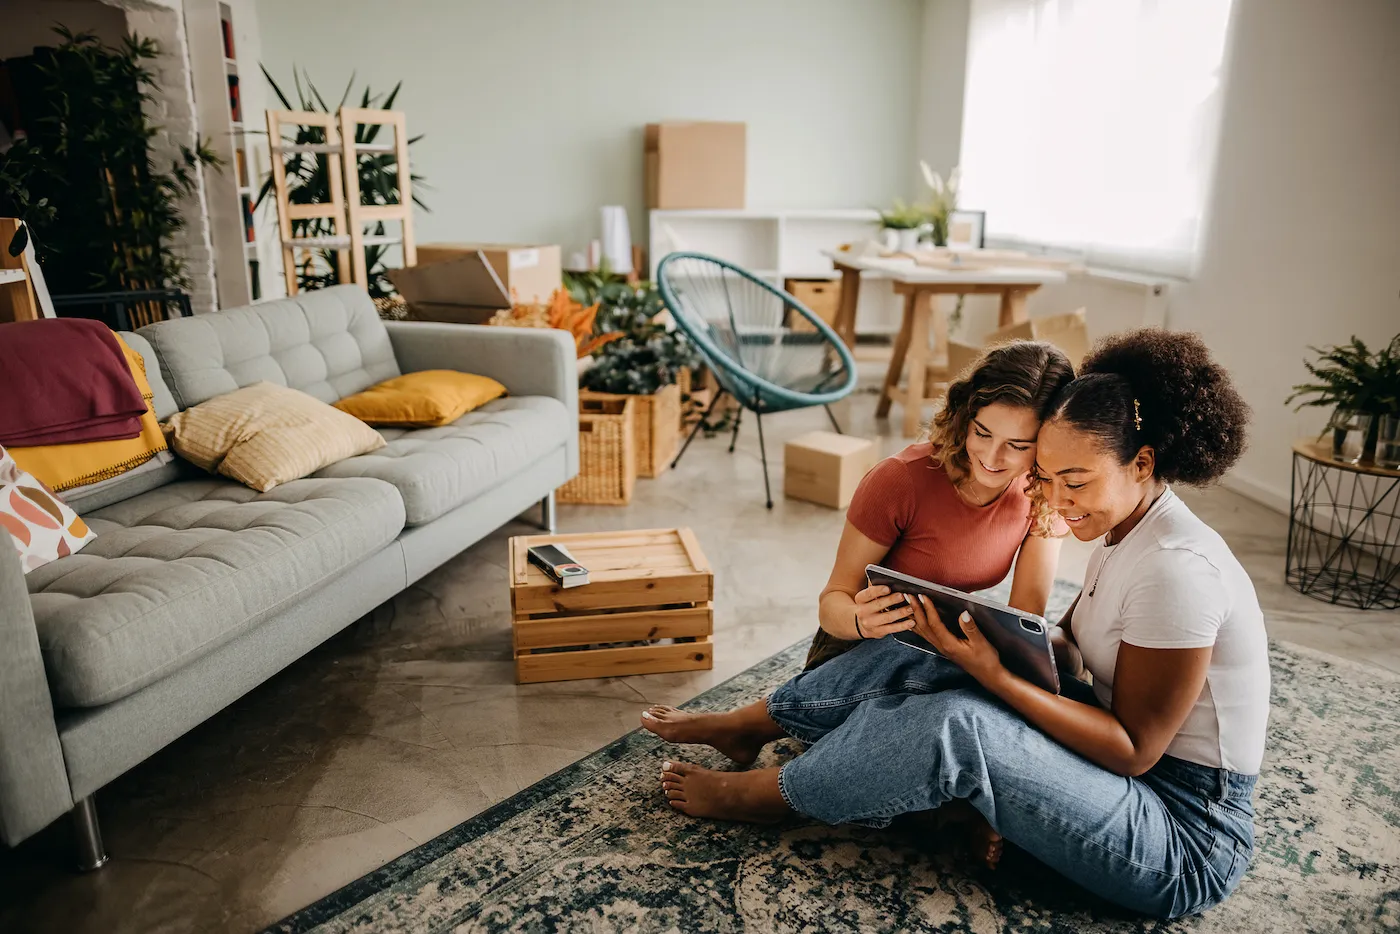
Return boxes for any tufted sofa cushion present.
[137,285,400,409]
[313,396,572,526]
[25,477,405,708]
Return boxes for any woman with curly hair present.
[646,329,1269,921]
[640,340,1074,844]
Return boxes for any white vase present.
[881,228,900,251]
[896,228,921,253]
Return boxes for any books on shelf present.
[226,73,241,123]
[220,17,236,59]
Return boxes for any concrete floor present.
[2,361,1396,934]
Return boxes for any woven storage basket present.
[558,397,636,505]
[579,383,680,478]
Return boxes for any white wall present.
[1168,0,1400,510]
[915,0,969,181]
[255,0,924,257]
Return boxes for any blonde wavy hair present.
[927,340,1075,538]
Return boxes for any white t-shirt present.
[1071,488,1271,774]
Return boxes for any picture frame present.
[946,210,986,250]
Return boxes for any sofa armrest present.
[385,321,577,410]
[0,545,74,846]
[384,321,579,477]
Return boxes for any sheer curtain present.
[957,0,1236,278]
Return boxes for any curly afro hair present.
[1048,329,1250,485]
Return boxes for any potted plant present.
[0,28,220,312]
[579,280,701,477]
[1287,334,1400,462]
[878,200,926,253]
[919,160,960,248]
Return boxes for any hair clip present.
[1133,398,1143,431]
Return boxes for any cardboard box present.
[784,431,878,509]
[988,308,1090,369]
[417,243,562,305]
[645,122,746,209]
[386,251,512,324]
[785,279,840,333]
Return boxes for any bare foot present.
[965,814,1004,870]
[640,704,774,766]
[659,760,789,823]
[937,801,1004,870]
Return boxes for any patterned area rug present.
[267,585,1400,933]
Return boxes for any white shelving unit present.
[649,208,904,334]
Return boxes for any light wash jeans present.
[767,635,1257,919]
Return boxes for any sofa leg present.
[72,795,109,872]
[539,491,557,534]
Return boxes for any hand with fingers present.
[906,593,1005,684]
[852,585,917,640]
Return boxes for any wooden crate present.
[508,528,715,684]
[557,397,636,505]
[580,382,681,478]
[784,278,841,333]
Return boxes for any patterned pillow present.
[0,446,96,573]
[162,381,387,492]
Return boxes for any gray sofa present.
[0,285,578,868]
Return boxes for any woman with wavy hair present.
[645,329,1268,920]
[641,339,1074,858]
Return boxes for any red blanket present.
[0,318,147,446]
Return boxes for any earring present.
[1133,399,1142,431]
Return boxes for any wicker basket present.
[580,383,681,478]
[557,397,636,505]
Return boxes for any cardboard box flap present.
[387,252,511,309]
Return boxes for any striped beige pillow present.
[163,382,385,492]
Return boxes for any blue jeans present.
[767,636,1257,919]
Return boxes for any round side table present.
[1286,441,1400,610]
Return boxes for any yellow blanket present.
[9,336,169,493]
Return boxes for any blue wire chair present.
[657,252,859,508]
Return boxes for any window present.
[957,0,1236,278]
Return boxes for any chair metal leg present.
[755,411,774,509]
[72,795,108,872]
[538,491,556,534]
[729,406,743,453]
[824,404,843,434]
[672,390,727,470]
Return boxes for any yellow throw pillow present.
[8,335,169,492]
[333,370,507,428]
[163,382,386,492]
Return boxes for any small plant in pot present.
[919,160,960,248]
[878,200,927,253]
[1287,334,1400,463]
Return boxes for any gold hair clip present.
[1133,398,1142,431]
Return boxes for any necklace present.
[1088,543,1117,598]
[1087,487,1168,597]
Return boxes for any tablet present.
[865,565,1061,695]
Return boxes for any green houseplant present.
[0,28,220,296]
[1287,334,1400,461]
[579,280,700,396]
[255,68,429,298]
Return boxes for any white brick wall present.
[107,0,219,313]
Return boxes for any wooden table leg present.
[902,290,934,437]
[876,288,915,419]
[998,287,1032,328]
[834,264,861,348]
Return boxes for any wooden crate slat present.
[513,604,712,650]
[516,638,713,684]
[512,572,712,615]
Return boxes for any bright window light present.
[957,0,1236,278]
